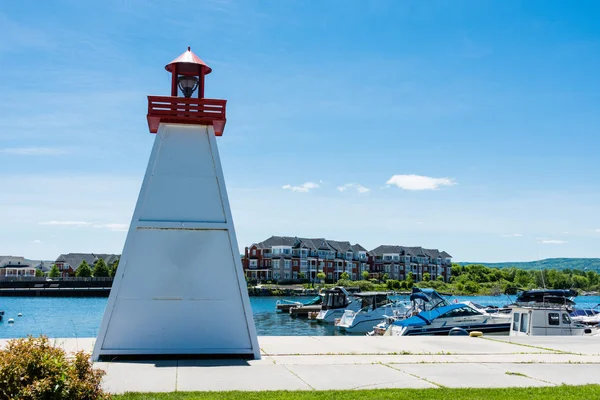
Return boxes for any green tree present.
[340,271,350,280]
[92,258,110,277]
[48,265,60,278]
[298,272,306,280]
[76,260,92,278]
[436,275,445,282]
[316,272,326,283]
[382,273,389,282]
[514,269,532,288]
[571,275,590,290]
[109,259,119,278]
[362,270,369,280]
[423,272,431,282]
[35,268,44,277]
[464,281,479,294]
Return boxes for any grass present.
[114,385,600,400]
[505,371,529,377]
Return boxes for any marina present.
[2,293,599,339]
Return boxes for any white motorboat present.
[511,304,597,336]
[570,305,600,326]
[335,292,409,334]
[509,290,597,336]
[315,287,360,324]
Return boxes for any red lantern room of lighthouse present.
[146,46,226,136]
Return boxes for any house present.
[0,256,37,279]
[54,253,120,277]
[368,245,452,282]
[243,236,369,282]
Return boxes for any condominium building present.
[369,245,452,282]
[242,236,453,282]
[243,236,369,282]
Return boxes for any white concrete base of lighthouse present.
[93,123,260,360]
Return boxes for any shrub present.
[336,278,353,287]
[386,280,401,290]
[352,280,375,292]
[0,336,109,400]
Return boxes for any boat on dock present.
[335,292,409,334]
[315,287,360,324]
[509,289,598,336]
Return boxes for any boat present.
[509,290,598,336]
[335,292,409,334]
[570,305,600,326]
[389,302,511,336]
[0,310,4,322]
[462,301,512,315]
[368,287,454,336]
[512,289,578,306]
[275,295,322,313]
[315,287,361,324]
[510,304,597,336]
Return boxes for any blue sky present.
[1,0,599,262]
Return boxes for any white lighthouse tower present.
[93,47,260,360]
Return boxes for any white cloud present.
[94,223,129,232]
[337,183,370,194]
[539,239,568,244]
[32,239,42,244]
[39,220,91,226]
[386,174,456,191]
[282,182,319,193]
[501,233,523,238]
[596,229,600,233]
[0,147,69,156]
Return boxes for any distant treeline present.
[424,263,600,295]
[457,258,600,272]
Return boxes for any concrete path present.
[2,336,599,393]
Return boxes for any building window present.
[272,260,279,269]
[251,249,256,256]
[284,260,291,269]
[284,272,290,279]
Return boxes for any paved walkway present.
[2,336,599,393]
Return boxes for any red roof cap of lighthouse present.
[165,46,212,75]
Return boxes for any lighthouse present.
[93,47,260,360]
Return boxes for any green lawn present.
[115,385,600,400]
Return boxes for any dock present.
[2,336,598,393]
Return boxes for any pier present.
[0,279,112,297]
[2,336,597,393]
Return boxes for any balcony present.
[147,96,226,135]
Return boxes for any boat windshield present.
[410,290,449,312]
[358,294,390,311]
[322,290,348,310]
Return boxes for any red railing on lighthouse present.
[146,96,227,135]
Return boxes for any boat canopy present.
[515,289,577,305]
[321,287,351,310]
[353,292,392,311]
[410,287,450,311]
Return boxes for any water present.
[1,295,599,339]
